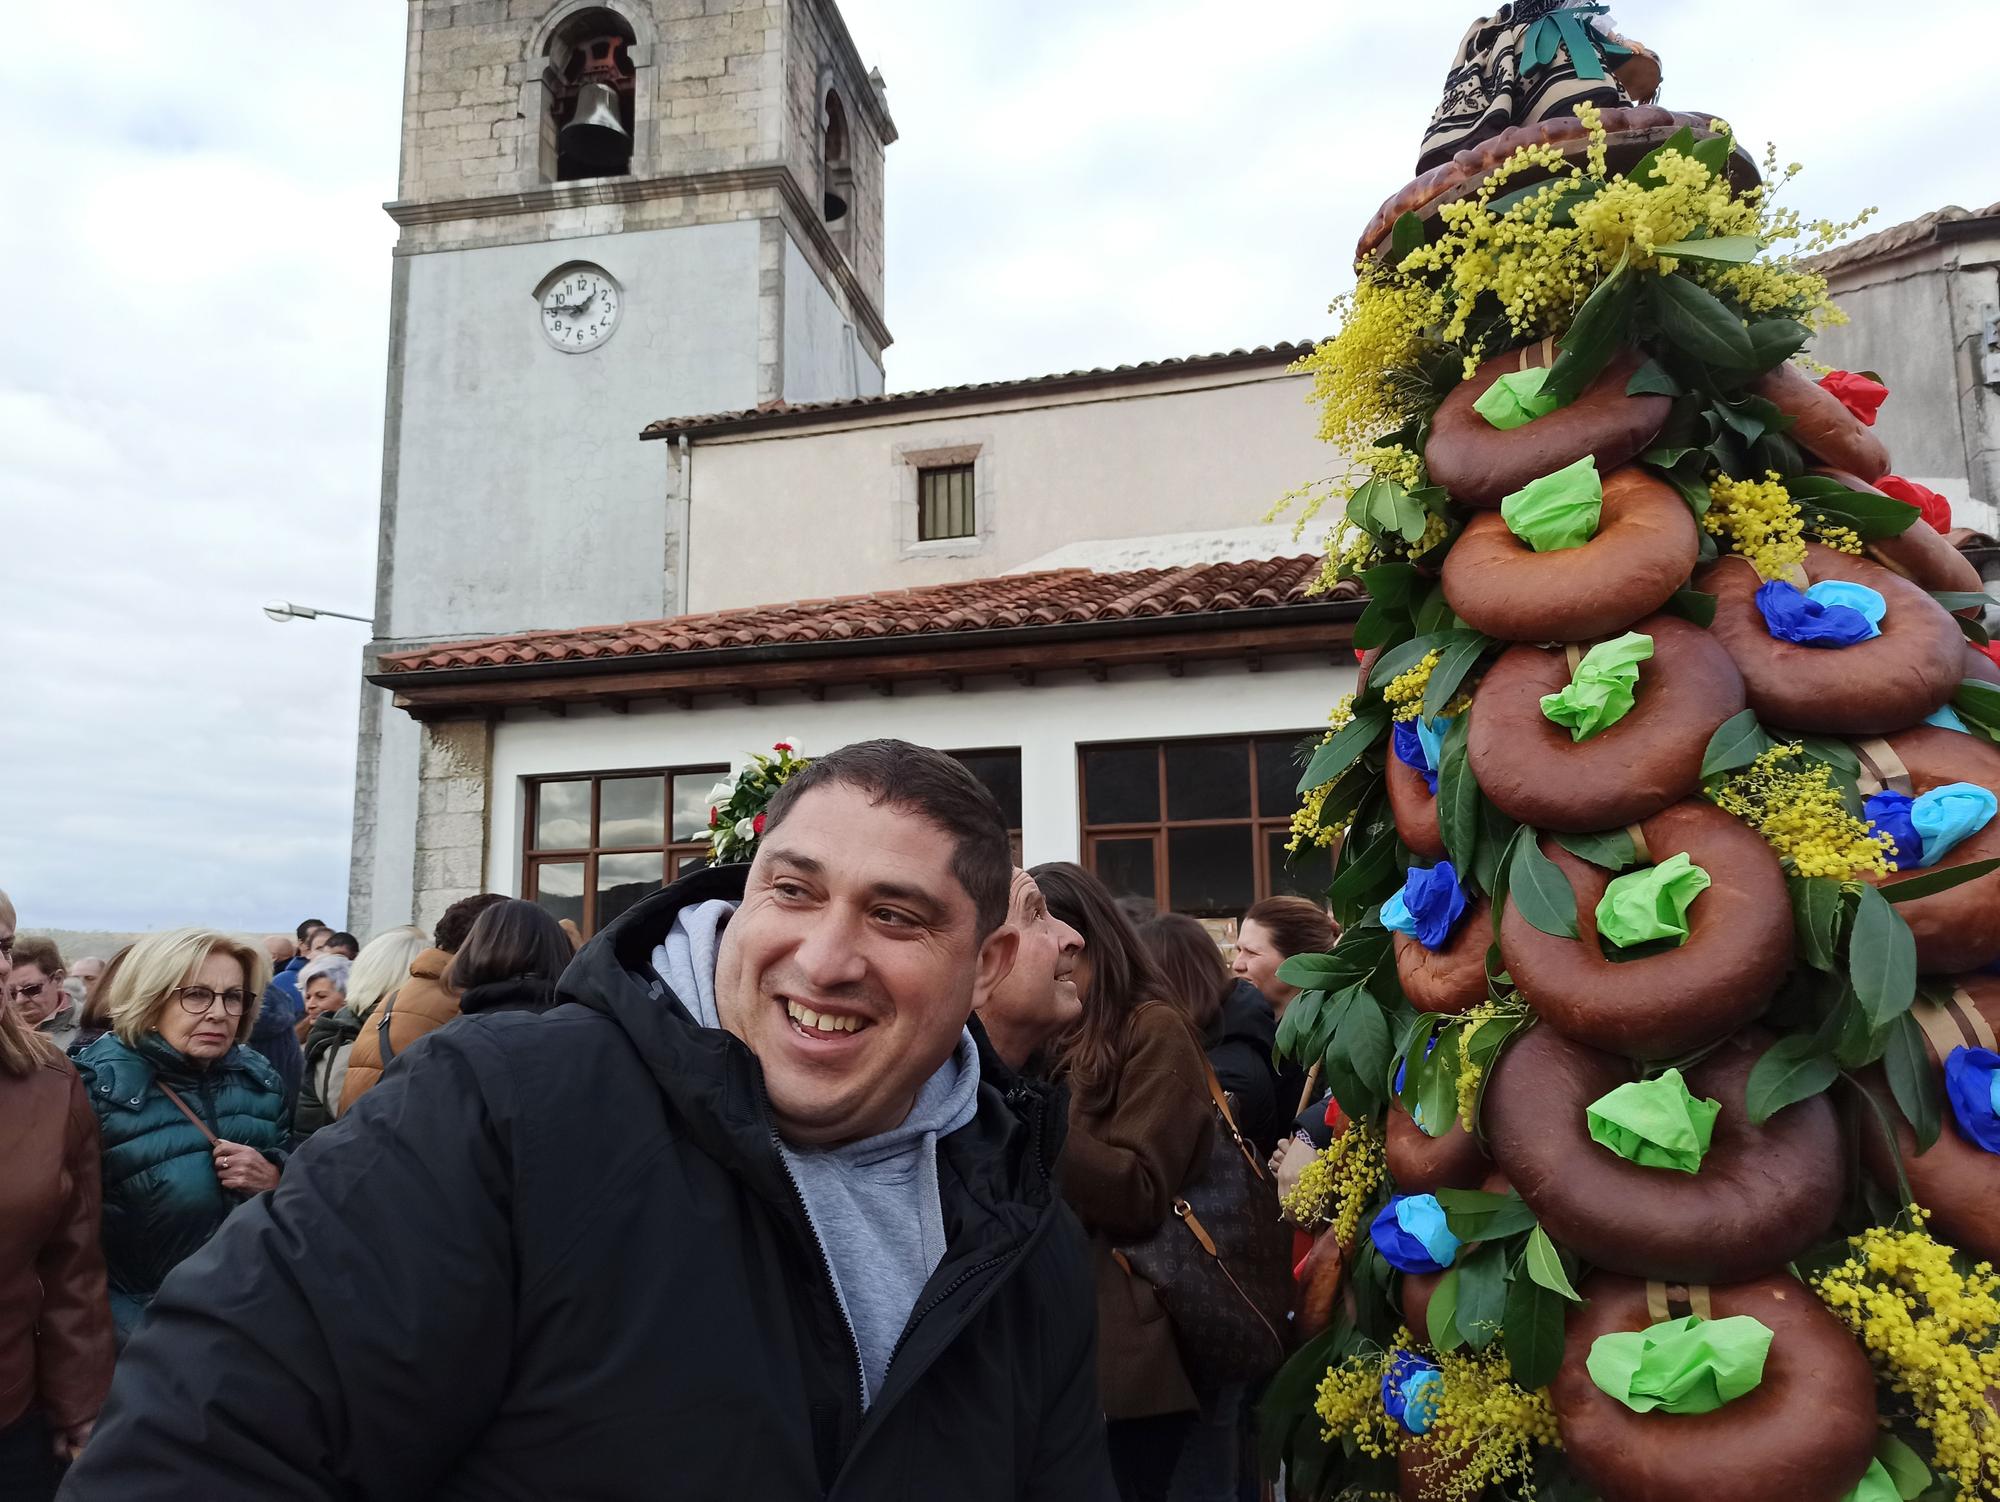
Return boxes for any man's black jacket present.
[61,865,1114,1500]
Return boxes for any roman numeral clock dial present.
[538,265,622,352]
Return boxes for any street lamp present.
[263,601,372,625]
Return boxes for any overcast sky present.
[3,1,1991,935]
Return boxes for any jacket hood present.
[459,975,559,1016]
[410,947,451,983]
[560,865,1062,1221]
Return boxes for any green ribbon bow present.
[1474,368,1562,431]
[1594,850,1712,949]
[1586,1313,1773,1414]
[1586,1067,1721,1173]
[1540,631,1651,741]
[1522,5,1633,82]
[1502,455,1602,553]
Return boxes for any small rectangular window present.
[917,464,976,541]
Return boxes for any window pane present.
[1092,837,1157,903]
[919,464,975,541]
[599,776,665,848]
[1082,744,1159,826]
[1267,829,1330,902]
[1168,825,1255,918]
[671,772,722,842]
[531,860,585,927]
[952,750,1022,830]
[1165,740,1252,822]
[532,780,591,850]
[597,852,664,930]
[1257,735,1312,820]
[671,852,711,881]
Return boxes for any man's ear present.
[971,924,1020,1014]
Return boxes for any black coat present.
[1205,980,1284,1157]
[458,974,559,1016]
[59,866,1113,1502]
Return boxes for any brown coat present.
[337,948,457,1114]
[0,1055,114,1432]
[1058,1003,1215,1420]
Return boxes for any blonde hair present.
[105,928,272,1048]
[345,926,429,1020]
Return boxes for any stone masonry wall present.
[412,718,493,934]
[782,0,888,311]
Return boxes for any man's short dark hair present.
[295,918,329,944]
[434,892,509,954]
[763,739,1012,938]
[325,932,361,959]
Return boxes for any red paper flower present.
[752,813,767,835]
[1818,370,1889,426]
[1979,640,2000,672]
[708,806,719,826]
[1876,475,1953,535]
[772,741,793,753]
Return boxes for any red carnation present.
[773,741,793,753]
[1818,370,1889,426]
[708,806,719,826]
[1876,475,1953,535]
[752,813,767,835]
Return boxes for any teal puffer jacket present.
[73,1033,287,1333]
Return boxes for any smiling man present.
[62,740,1112,1502]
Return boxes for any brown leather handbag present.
[1114,1005,1296,1387]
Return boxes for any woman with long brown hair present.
[1140,911,1285,1158]
[1030,863,1213,1502]
[0,943,115,1496]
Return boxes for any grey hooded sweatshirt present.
[652,898,979,1407]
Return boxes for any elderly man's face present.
[715,782,1017,1147]
[70,957,105,995]
[7,960,65,1027]
[302,928,334,958]
[978,870,1083,1068]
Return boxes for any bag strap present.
[376,990,400,1065]
[1133,1001,1267,1179]
[156,1081,218,1147]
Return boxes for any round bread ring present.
[1697,544,1964,734]
[1499,801,1792,1059]
[1858,975,2000,1261]
[1394,897,1490,1015]
[1551,1271,1876,1502]
[1469,615,1746,833]
[1442,467,1698,642]
[1484,1024,1843,1282]
[1355,107,1757,265]
[1294,1224,1350,1342]
[1812,468,1984,612]
[1860,725,2000,973]
[1387,1099,1491,1195]
[1753,363,1889,480]
[1426,348,1670,509]
[1387,748,1447,860]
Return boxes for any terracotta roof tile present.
[639,341,1318,441]
[377,556,1348,676]
[1805,200,2000,276]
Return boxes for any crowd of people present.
[2,740,1340,1500]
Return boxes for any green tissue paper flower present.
[1501,455,1603,552]
[1840,1458,1899,1502]
[1540,631,1653,741]
[1474,367,1562,430]
[1586,1067,1721,1173]
[1586,1313,1773,1415]
[1594,850,1711,949]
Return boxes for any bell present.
[561,81,630,171]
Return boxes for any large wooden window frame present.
[947,746,1024,864]
[1077,733,1329,915]
[521,765,725,936]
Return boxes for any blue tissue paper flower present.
[1865,790,1923,871]
[1381,1351,1443,1434]
[1925,704,1972,734]
[1754,579,1882,647]
[1943,1046,2000,1154]
[1392,720,1439,795]
[1394,1033,1444,1138]
[1369,1193,1462,1274]
[1381,862,1468,951]
[1910,782,1998,867]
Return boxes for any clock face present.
[539,266,621,352]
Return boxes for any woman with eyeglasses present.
[72,929,287,1342]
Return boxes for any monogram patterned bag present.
[1114,1005,1296,1387]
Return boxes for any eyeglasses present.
[8,980,48,1003]
[172,986,250,1016]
